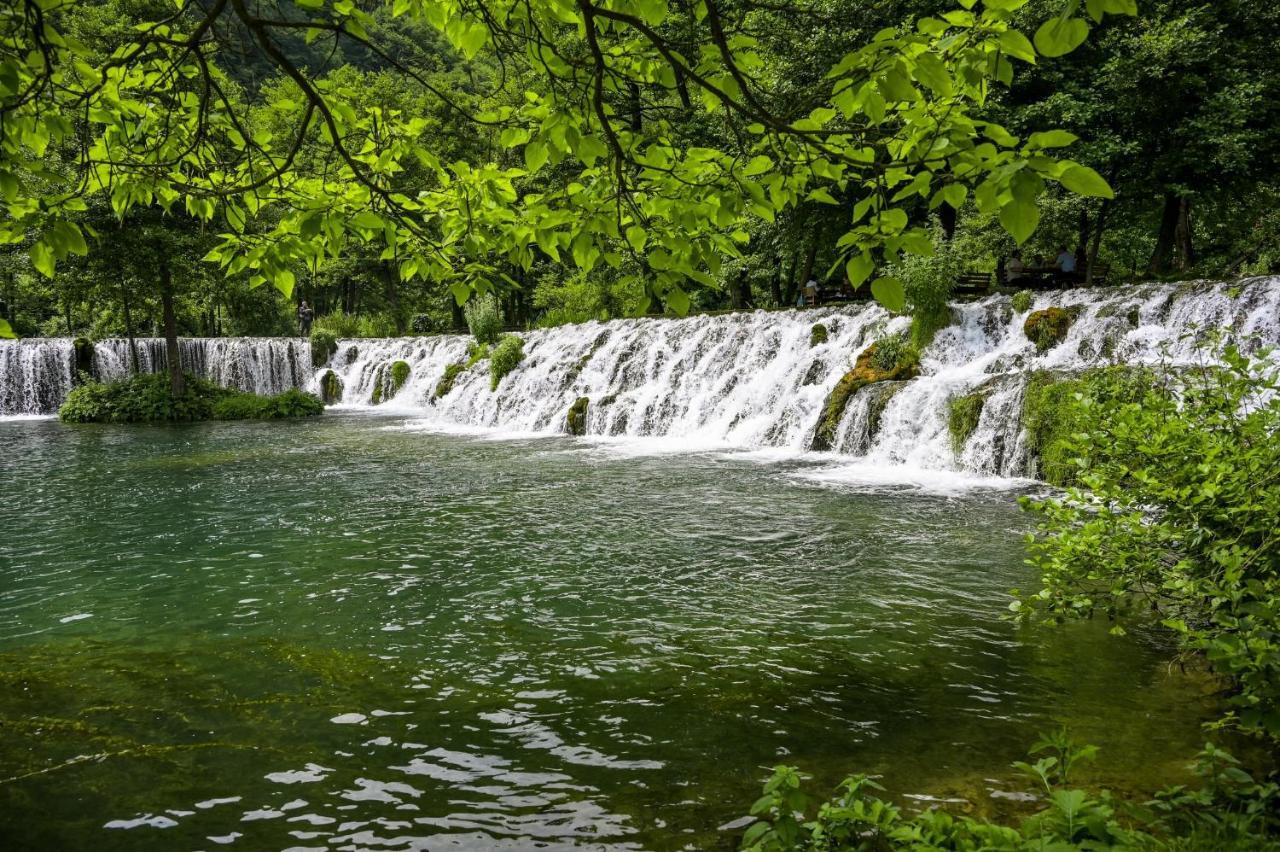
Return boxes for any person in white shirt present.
[1055,247,1077,274]
[1005,251,1027,284]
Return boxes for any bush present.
[59,374,323,424]
[464,292,503,344]
[310,330,338,366]
[740,734,1280,851]
[489,334,525,390]
[885,226,963,349]
[1018,341,1280,740]
[1011,289,1034,313]
[312,312,361,338]
[465,341,490,367]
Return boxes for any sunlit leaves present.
[1034,16,1090,58]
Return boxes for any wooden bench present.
[954,272,992,297]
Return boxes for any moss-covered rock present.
[434,362,465,399]
[947,392,986,455]
[310,330,338,367]
[1024,307,1073,353]
[489,335,524,390]
[811,342,920,451]
[390,360,410,395]
[567,396,589,436]
[320,369,342,404]
[1011,290,1033,313]
[809,323,829,347]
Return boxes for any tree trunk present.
[1075,207,1090,265]
[1086,201,1111,286]
[768,255,783,307]
[382,261,406,335]
[1149,193,1194,275]
[120,280,140,374]
[782,249,801,306]
[160,260,184,398]
[939,203,957,241]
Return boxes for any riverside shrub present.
[59,374,322,423]
[1017,342,1280,740]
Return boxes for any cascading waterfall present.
[313,277,1280,477]
[0,337,312,416]
[4,278,1278,478]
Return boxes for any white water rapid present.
[4,278,1278,480]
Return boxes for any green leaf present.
[1033,17,1089,58]
[0,318,15,339]
[997,30,1037,63]
[665,286,690,315]
[31,240,55,278]
[625,225,647,252]
[743,155,772,176]
[524,141,548,173]
[845,252,873,289]
[1059,164,1114,198]
[870,276,905,313]
[1026,130,1078,150]
[999,196,1040,245]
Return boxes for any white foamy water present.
[4,278,1278,481]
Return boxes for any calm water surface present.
[0,415,1215,850]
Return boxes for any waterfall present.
[312,277,1280,477]
[0,338,75,416]
[5,278,1278,479]
[0,337,312,415]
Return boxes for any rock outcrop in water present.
[4,278,1279,480]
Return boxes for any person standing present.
[297,300,314,336]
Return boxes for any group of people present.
[1005,247,1079,286]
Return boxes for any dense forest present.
[3,0,1276,345]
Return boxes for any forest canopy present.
[1,0,1276,340]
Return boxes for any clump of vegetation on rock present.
[1011,290,1034,313]
[567,396,589,435]
[59,374,322,423]
[320,369,342,404]
[1024,307,1073,353]
[390,360,410,395]
[809,324,828,347]
[947,392,985,455]
[434,363,465,399]
[310,330,338,367]
[464,293,503,345]
[812,340,920,451]
[489,335,525,390]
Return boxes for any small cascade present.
[0,338,75,416]
[314,277,1280,477]
[0,337,312,415]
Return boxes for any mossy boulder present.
[811,342,920,451]
[947,392,986,455]
[320,369,342,404]
[1024,307,1073,353]
[809,323,829,347]
[390,360,410,395]
[434,362,465,399]
[567,396,589,436]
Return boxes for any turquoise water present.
[0,415,1215,850]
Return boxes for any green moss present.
[310,330,338,367]
[1022,367,1150,485]
[320,369,342,404]
[390,360,410,395]
[489,335,525,390]
[947,392,986,455]
[567,396,589,435]
[810,323,829,347]
[465,341,490,368]
[1011,290,1034,313]
[434,362,465,399]
[909,305,951,350]
[1024,307,1073,353]
[812,342,920,451]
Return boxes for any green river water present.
[0,415,1218,850]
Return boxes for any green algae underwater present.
[0,415,1228,850]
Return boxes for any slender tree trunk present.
[939,203,957,241]
[160,259,184,398]
[782,249,801,306]
[798,241,817,288]
[1076,207,1090,265]
[120,280,140,374]
[1149,193,1194,275]
[769,254,783,307]
[382,261,406,335]
[1086,201,1111,286]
